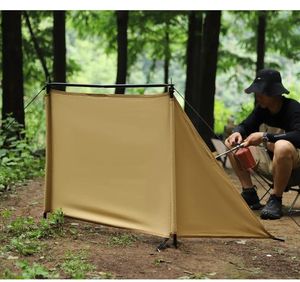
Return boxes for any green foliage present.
[0,117,45,191]
[3,209,64,238]
[234,101,254,125]
[7,216,36,236]
[0,210,68,278]
[16,260,59,279]
[0,208,12,221]
[61,250,95,279]
[214,99,235,135]
[0,209,64,256]
[24,98,46,151]
[0,260,59,279]
[69,11,187,89]
[266,11,300,61]
[22,11,53,82]
[7,237,41,256]
[108,233,137,247]
[38,208,65,237]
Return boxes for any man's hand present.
[226,132,243,147]
[243,132,264,147]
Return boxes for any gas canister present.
[234,147,256,170]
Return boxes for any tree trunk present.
[1,11,25,131]
[115,11,128,94]
[184,11,203,129]
[198,11,221,151]
[53,11,66,91]
[256,11,267,74]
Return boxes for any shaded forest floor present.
[0,169,300,279]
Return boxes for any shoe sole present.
[260,212,282,220]
[250,203,263,210]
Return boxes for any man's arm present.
[232,107,263,138]
[265,131,300,148]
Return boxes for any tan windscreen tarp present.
[174,100,271,238]
[45,89,271,239]
[45,90,174,237]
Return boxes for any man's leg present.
[224,139,253,187]
[224,139,261,210]
[261,140,299,219]
[272,140,298,196]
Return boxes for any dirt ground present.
[0,169,300,279]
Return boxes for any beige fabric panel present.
[174,100,271,238]
[45,90,173,237]
[44,95,53,212]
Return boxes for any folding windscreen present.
[45,89,272,239]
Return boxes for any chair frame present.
[251,161,300,214]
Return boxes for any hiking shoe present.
[241,186,262,210]
[260,194,283,220]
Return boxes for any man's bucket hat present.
[244,69,289,96]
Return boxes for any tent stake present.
[156,238,169,252]
[43,212,48,219]
[156,234,178,251]
[173,234,178,248]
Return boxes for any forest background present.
[0,10,300,187]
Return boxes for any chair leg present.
[288,191,300,214]
[260,188,272,202]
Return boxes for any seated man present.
[225,69,300,220]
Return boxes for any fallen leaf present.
[236,240,247,245]
[7,256,19,260]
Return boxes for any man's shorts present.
[256,125,300,171]
[250,145,300,177]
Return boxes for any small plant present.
[6,236,41,256]
[7,216,36,236]
[5,209,64,239]
[0,117,45,191]
[0,209,12,220]
[108,233,137,247]
[16,260,59,279]
[0,269,17,279]
[154,258,169,265]
[61,250,95,279]
[37,208,65,238]
[1,209,64,256]
[0,260,59,279]
[0,209,12,231]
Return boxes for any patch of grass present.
[35,208,65,238]
[6,237,42,256]
[108,233,137,247]
[2,209,64,239]
[0,208,12,231]
[0,117,45,191]
[0,209,65,256]
[0,208,12,221]
[0,260,60,279]
[61,250,95,279]
[7,216,36,236]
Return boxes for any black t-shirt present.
[233,97,300,148]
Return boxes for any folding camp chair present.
[250,146,300,214]
[211,138,232,168]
